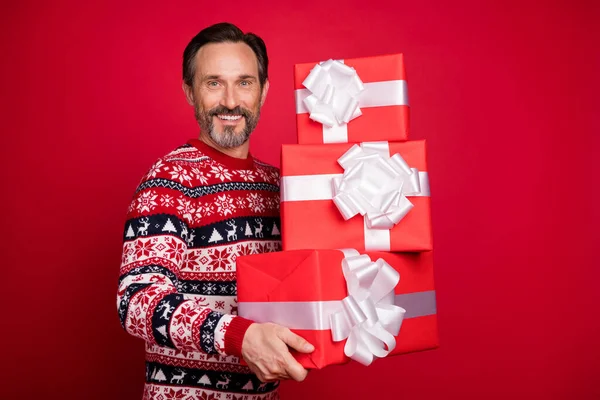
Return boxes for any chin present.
[219,124,247,136]
[218,122,246,133]
[209,129,250,149]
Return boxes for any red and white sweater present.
[118,139,281,400]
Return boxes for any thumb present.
[280,329,314,353]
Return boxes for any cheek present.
[240,91,262,110]
[197,91,221,111]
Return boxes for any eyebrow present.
[201,74,258,81]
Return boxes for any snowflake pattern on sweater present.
[118,140,282,399]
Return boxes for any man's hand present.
[241,322,314,382]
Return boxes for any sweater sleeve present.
[116,159,253,357]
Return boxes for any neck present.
[198,131,250,159]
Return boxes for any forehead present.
[194,42,259,79]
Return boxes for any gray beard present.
[195,106,260,149]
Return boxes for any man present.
[117,23,314,400]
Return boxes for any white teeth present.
[217,115,242,121]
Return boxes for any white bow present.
[329,249,405,366]
[332,142,423,230]
[302,60,364,128]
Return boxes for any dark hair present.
[182,22,268,87]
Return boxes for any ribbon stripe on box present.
[294,54,410,144]
[238,291,436,330]
[281,141,430,251]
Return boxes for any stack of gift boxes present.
[237,54,438,369]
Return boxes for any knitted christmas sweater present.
[118,139,282,400]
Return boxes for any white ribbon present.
[296,59,409,143]
[329,249,405,366]
[302,59,364,129]
[238,290,436,330]
[332,141,422,230]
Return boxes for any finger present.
[258,371,284,383]
[279,329,314,353]
[271,372,291,381]
[264,369,290,382]
[250,361,281,384]
[283,351,309,382]
[249,365,268,383]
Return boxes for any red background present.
[2,1,598,399]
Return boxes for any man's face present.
[184,42,268,149]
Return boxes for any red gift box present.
[236,249,438,369]
[294,54,409,144]
[280,140,433,252]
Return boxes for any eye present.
[240,80,251,86]
[207,81,219,87]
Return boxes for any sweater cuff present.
[224,316,254,357]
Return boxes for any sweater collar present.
[187,139,255,170]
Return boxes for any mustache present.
[208,106,252,118]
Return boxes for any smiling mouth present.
[217,115,242,121]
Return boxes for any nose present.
[220,84,239,110]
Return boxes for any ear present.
[259,79,270,107]
[182,81,195,106]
